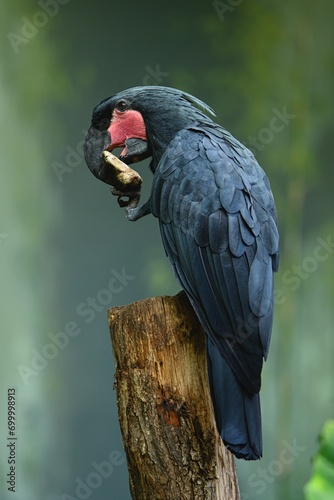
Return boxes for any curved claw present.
[110,188,141,209]
[118,195,141,209]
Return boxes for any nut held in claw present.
[102,151,142,190]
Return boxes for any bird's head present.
[84,86,215,184]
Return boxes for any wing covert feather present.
[151,127,279,393]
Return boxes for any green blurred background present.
[1,1,333,499]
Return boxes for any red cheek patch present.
[108,110,147,149]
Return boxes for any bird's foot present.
[110,188,141,209]
[125,199,152,221]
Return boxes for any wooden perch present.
[108,291,240,500]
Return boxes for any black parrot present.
[84,86,279,460]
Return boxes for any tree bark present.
[108,291,240,500]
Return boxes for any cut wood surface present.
[108,291,240,500]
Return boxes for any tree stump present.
[108,291,240,500]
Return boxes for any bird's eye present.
[116,99,129,112]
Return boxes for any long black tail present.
[207,338,262,460]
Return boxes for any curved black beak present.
[83,126,114,185]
